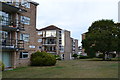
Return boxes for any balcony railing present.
[0,39,24,50]
[0,0,30,10]
[1,19,25,31]
[45,50,56,54]
[43,41,56,45]
[42,44,56,46]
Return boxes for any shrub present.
[79,55,89,59]
[72,54,78,58]
[112,53,116,58]
[31,51,56,66]
[0,61,5,71]
[54,55,61,60]
[96,54,104,58]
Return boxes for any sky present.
[33,0,119,46]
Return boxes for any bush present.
[72,54,78,57]
[97,54,104,58]
[79,55,89,59]
[0,61,5,71]
[31,51,56,66]
[112,54,116,58]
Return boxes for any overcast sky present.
[33,0,119,46]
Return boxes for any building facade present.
[0,0,79,69]
[37,25,78,60]
[0,0,39,68]
[118,1,120,22]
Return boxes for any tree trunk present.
[106,51,111,60]
[103,52,106,61]
[116,51,120,61]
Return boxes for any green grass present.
[2,59,118,78]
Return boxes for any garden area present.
[2,59,118,78]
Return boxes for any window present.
[15,0,20,7]
[60,46,64,52]
[39,46,42,49]
[21,0,30,8]
[0,31,8,39]
[24,2,30,8]
[20,34,30,42]
[21,16,30,25]
[20,52,29,59]
[38,31,42,35]
[46,30,56,37]
[0,11,11,26]
[38,39,42,42]
[29,45,35,48]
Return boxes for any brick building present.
[0,0,79,69]
[37,25,78,60]
[0,0,39,68]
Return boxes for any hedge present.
[31,51,56,66]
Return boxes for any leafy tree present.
[82,19,120,60]
[114,23,120,57]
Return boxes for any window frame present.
[38,31,42,35]
[38,39,42,42]
[20,33,30,42]
[20,52,29,59]
[20,16,30,25]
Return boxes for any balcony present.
[45,50,56,54]
[42,38,56,46]
[47,51,56,54]
[0,1,27,13]
[1,19,25,31]
[0,39,24,51]
[42,36,57,39]
[42,42,56,46]
[42,44,56,46]
[44,46,56,54]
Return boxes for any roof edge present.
[30,1,39,6]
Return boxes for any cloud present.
[34,0,119,46]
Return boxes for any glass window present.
[20,52,29,59]
[29,45,35,48]
[38,39,42,42]
[0,31,8,39]
[24,2,30,8]
[39,46,42,49]
[21,16,30,25]
[38,31,42,35]
[0,11,11,26]
[46,30,56,37]
[20,33,30,42]
[21,0,30,8]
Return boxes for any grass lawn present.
[2,59,118,78]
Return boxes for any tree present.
[114,23,120,57]
[82,35,96,58]
[82,19,120,60]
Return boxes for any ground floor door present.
[1,52,12,68]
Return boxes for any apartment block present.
[37,25,79,60]
[0,0,79,69]
[71,38,78,54]
[0,0,39,68]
